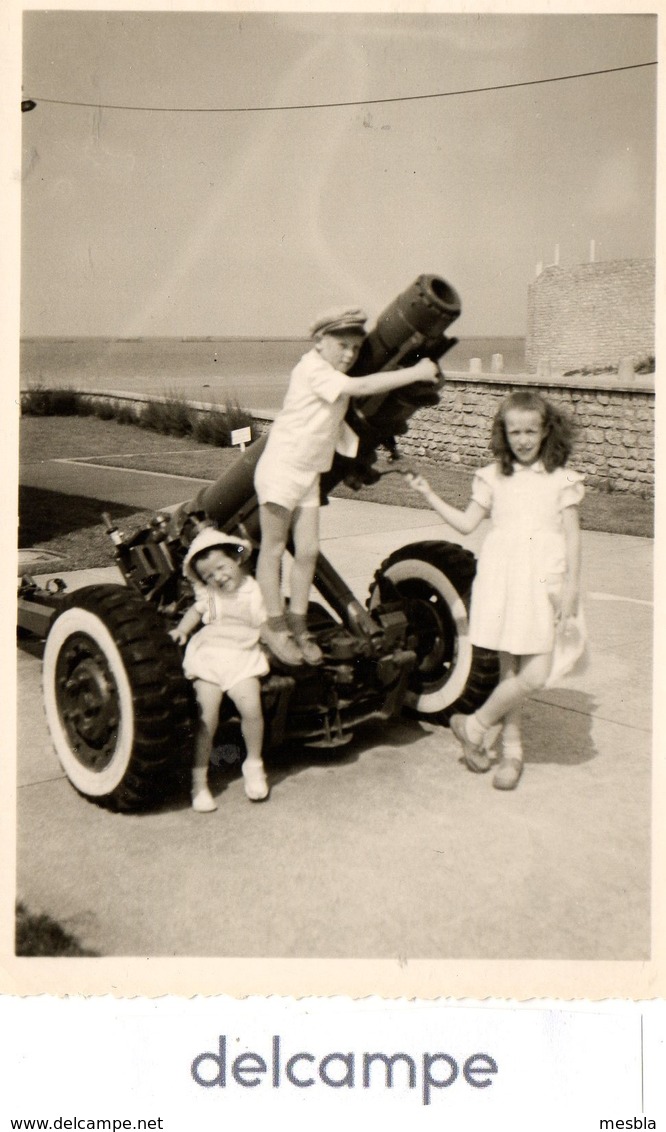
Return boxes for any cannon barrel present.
[178,274,460,539]
[349,273,460,375]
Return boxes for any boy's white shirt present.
[263,348,359,471]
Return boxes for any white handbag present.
[546,607,589,688]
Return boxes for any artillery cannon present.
[18,275,499,811]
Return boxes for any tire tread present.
[369,540,499,723]
[49,585,195,811]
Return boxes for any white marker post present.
[231,425,252,453]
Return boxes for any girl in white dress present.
[408,390,584,790]
[170,528,270,812]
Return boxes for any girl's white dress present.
[469,461,584,655]
[183,576,269,691]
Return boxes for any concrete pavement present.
[16,485,653,967]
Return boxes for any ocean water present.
[20,335,526,412]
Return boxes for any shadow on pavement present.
[19,485,146,544]
[17,635,45,659]
[525,689,598,767]
[208,715,428,793]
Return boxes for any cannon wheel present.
[42,585,195,811]
[368,541,499,723]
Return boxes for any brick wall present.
[398,374,654,497]
[525,259,655,373]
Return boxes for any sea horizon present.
[20,334,527,412]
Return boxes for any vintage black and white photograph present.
[10,6,659,997]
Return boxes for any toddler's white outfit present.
[469,461,584,655]
[183,576,269,690]
[254,348,358,510]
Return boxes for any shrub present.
[563,356,655,378]
[90,398,141,426]
[191,398,253,447]
[191,409,229,446]
[563,365,615,378]
[91,399,117,421]
[15,901,99,957]
[112,401,141,426]
[21,385,90,416]
[634,354,655,375]
[140,395,194,437]
[222,397,254,434]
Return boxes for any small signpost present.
[231,426,252,453]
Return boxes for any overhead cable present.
[23,59,657,114]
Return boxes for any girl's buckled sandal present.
[493,757,523,791]
[450,714,491,773]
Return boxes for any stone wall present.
[525,259,655,373]
[399,373,654,497]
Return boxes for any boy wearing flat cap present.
[254,305,439,666]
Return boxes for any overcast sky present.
[18,9,657,339]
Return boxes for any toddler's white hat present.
[182,526,253,582]
[309,306,368,338]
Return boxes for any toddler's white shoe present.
[191,785,217,813]
[242,761,269,802]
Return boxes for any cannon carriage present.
[18,275,499,810]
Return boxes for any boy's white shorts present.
[254,456,320,511]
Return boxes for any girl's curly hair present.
[491,390,575,475]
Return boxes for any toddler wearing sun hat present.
[170,526,270,811]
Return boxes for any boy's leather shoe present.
[287,613,324,666]
[260,625,304,667]
[292,630,323,666]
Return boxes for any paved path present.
[16,460,653,970]
[20,454,213,512]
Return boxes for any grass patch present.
[20,414,209,463]
[82,445,240,481]
[16,901,99,957]
[21,384,253,447]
